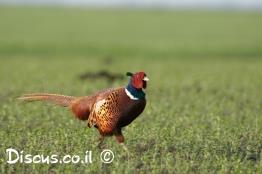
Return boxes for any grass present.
[0,6,262,173]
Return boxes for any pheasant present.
[18,71,149,149]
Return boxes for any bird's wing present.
[88,91,120,135]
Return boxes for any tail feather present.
[18,93,76,107]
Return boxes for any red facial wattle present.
[129,72,149,89]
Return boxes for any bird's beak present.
[143,76,149,81]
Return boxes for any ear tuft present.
[126,72,133,76]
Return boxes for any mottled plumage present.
[18,71,149,147]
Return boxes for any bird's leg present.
[97,135,106,149]
[114,129,125,143]
[114,129,131,156]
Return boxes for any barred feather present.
[18,93,76,107]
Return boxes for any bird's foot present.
[120,143,133,158]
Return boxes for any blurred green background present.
[0,6,262,173]
[1,7,262,59]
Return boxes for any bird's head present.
[126,71,149,89]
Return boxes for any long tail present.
[17,93,77,107]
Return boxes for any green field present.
[0,6,262,173]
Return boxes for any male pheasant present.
[18,71,149,149]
